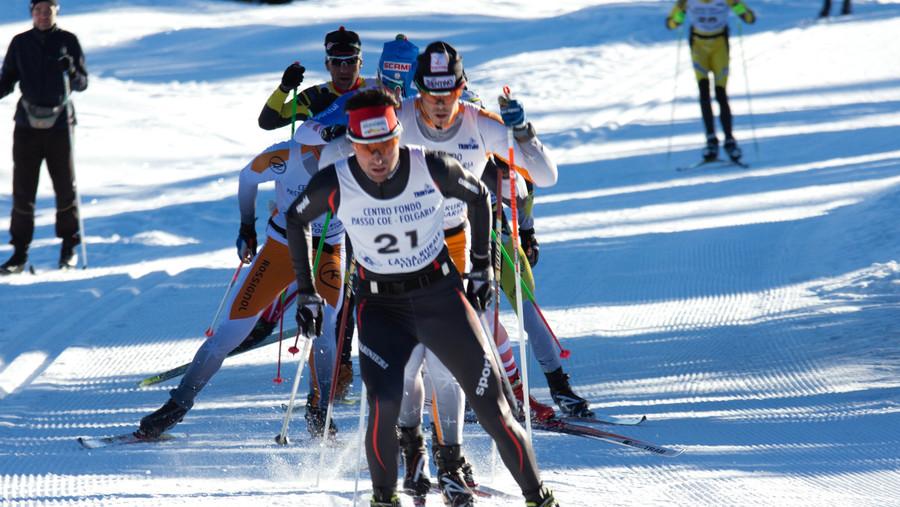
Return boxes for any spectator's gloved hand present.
[280,62,306,92]
[58,54,74,73]
[519,227,540,267]
[236,221,257,263]
[497,95,527,129]
[295,293,324,337]
[320,124,347,143]
[465,268,493,311]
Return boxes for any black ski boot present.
[136,398,188,439]
[432,444,474,506]
[59,236,79,270]
[398,425,431,505]
[240,317,276,348]
[724,137,742,163]
[545,367,594,418]
[370,488,401,507]
[702,135,719,162]
[525,484,560,507]
[0,247,28,275]
[305,393,337,438]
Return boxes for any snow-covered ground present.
[1,0,899,505]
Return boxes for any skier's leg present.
[398,344,426,428]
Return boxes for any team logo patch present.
[457,138,479,150]
[414,184,436,198]
[423,75,456,90]
[360,116,392,137]
[269,155,287,174]
[430,52,449,73]
[383,60,411,73]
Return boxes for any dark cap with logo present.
[413,41,465,95]
[325,26,361,57]
[31,0,59,9]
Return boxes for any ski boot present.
[0,248,28,275]
[512,379,556,422]
[398,426,431,505]
[460,457,478,489]
[545,367,594,418]
[723,137,742,163]
[370,488,401,507]
[702,135,719,162]
[240,317,277,349]
[136,398,189,439]
[432,444,475,507]
[59,236,79,270]
[525,484,560,507]
[305,393,337,438]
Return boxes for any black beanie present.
[324,26,361,57]
[31,0,59,9]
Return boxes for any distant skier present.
[667,0,756,163]
[284,86,559,507]
[820,0,851,18]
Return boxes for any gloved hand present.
[58,54,74,73]
[519,227,540,267]
[320,124,347,143]
[498,95,527,129]
[295,292,325,337]
[666,10,685,30]
[280,62,306,92]
[236,221,257,263]
[465,268,493,311]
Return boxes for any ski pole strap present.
[731,2,747,15]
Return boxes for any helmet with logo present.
[413,41,465,96]
[378,34,419,99]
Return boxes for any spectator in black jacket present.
[820,0,851,17]
[0,0,88,274]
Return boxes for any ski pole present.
[737,23,760,159]
[352,383,368,506]
[491,229,570,359]
[502,85,532,441]
[272,289,287,384]
[666,27,684,170]
[204,262,244,337]
[316,258,357,487]
[290,62,300,137]
[275,211,332,444]
[61,47,88,268]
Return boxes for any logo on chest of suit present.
[270,155,287,174]
[413,184,436,198]
[457,138,479,150]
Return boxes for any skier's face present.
[352,137,401,183]
[418,87,463,129]
[31,1,58,31]
[327,55,362,92]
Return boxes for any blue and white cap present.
[378,34,419,99]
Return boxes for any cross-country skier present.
[134,118,347,441]
[667,0,756,162]
[285,86,559,507]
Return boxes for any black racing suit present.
[285,147,544,499]
[0,24,88,250]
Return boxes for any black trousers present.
[821,0,851,15]
[9,125,79,249]
[356,269,543,497]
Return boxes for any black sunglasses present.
[328,56,360,66]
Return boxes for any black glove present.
[236,221,257,263]
[295,293,324,337]
[465,268,493,311]
[58,54,74,74]
[519,228,540,267]
[320,124,347,143]
[280,62,305,92]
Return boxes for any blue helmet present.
[378,34,419,98]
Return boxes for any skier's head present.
[378,34,419,101]
[31,0,58,30]
[324,26,362,92]
[345,88,402,183]
[413,41,466,129]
